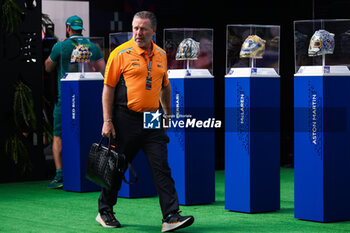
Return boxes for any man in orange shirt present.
[97,11,194,232]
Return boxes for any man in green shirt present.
[45,15,105,188]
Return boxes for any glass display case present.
[109,32,156,53]
[163,28,213,77]
[226,24,280,76]
[109,32,133,52]
[294,19,350,75]
[61,36,104,77]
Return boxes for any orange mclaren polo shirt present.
[104,38,169,112]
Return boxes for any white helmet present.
[176,38,200,60]
[308,29,335,57]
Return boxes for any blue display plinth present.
[225,68,280,213]
[294,66,350,222]
[61,72,104,192]
[62,73,157,196]
[167,69,215,205]
[118,151,157,198]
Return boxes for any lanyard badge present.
[146,74,152,90]
[143,54,152,90]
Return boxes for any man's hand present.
[160,83,171,133]
[101,121,116,138]
[163,115,171,132]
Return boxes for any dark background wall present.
[1,0,349,181]
[0,0,44,181]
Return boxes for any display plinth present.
[61,72,104,192]
[294,67,350,222]
[167,69,215,205]
[61,73,157,196]
[118,152,157,198]
[225,68,280,213]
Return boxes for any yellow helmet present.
[240,35,266,59]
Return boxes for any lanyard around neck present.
[142,53,153,90]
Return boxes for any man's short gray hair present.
[133,11,157,29]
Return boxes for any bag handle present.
[99,135,138,185]
[97,136,113,153]
[122,163,138,185]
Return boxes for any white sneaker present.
[96,209,121,228]
[161,211,194,232]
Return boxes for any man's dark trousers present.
[98,106,179,218]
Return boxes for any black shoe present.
[161,211,194,232]
[96,209,121,228]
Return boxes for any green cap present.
[66,15,84,30]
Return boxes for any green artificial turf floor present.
[0,168,349,233]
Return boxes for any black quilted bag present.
[86,136,137,190]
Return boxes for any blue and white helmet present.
[70,44,91,63]
[176,38,200,60]
[308,30,335,56]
